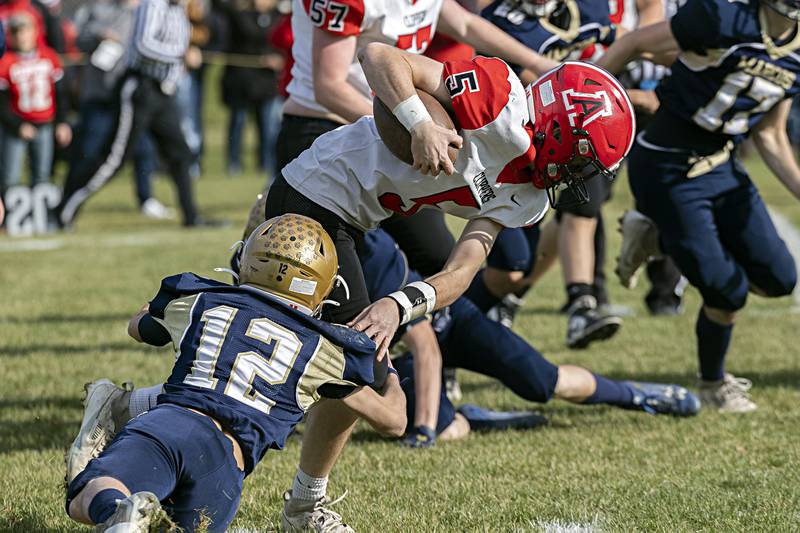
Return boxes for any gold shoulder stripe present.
[152,294,200,349]
[296,336,358,411]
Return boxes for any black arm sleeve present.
[0,89,22,131]
[318,383,358,399]
[138,314,172,347]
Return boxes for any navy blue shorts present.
[398,297,559,434]
[628,139,796,311]
[486,225,541,274]
[66,404,245,533]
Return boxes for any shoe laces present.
[311,491,349,529]
[721,375,753,398]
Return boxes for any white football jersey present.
[283,57,549,231]
[288,0,444,114]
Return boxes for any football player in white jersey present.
[270,0,563,286]
[267,45,635,530]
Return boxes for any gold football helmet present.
[239,214,338,314]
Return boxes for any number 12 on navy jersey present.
[184,305,306,415]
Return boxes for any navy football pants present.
[628,141,796,311]
[397,297,559,433]
[66,404,245,532]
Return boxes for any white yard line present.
[770,209,800,311]
[0,232,181,253]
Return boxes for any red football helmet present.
[527,61,635,206]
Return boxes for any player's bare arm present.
[349,218,501,357]
[751,98,800,200]
[437,0,558,77]
[312,28,373,122]
[596,21,679,75]
[635,0,665,28]
[359,42,463,176]
[340,372,407,437]
[401,321,443,431]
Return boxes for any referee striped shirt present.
[127,0,190,93]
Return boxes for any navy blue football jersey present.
[659,0,800,142]
[481,0,615,69]
[148,273,377,474]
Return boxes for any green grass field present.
[1,104,800,532]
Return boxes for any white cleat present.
[95,491,173,532]
[66,379,132,484]
[140,198,176,220]
[280,490,355,532]
[698,373,758,413]
[615,210,662,289]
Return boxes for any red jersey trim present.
[442,56,511,131]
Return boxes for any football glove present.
[401,425,436,448]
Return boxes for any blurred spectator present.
[0,0,65,51]
[54,0,218,229]
[216,0,284,176]
[69,0,171,219]
[177,0,211,176]
[268,0,291,98]
[0,13,70,192]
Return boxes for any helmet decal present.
[561,89,612,127]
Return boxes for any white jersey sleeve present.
[282,57,549,231]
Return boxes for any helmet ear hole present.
[551,121,562,144]
[583,78,601,86]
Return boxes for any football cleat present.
[615,210,662,289]
[281,490,354,533]
[66,379,132,484]
[698,373,757,413]
[458,404,548,431]
[625,382,701,417]
[95,491,174,532]
[486,293,524,329]
[566,295,622,349]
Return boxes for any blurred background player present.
[0,13,70,195]
[360,229,699,446]
[53,0,219,229]
[65,215,405,532]
[599,0,800,412]
[473,0,643,350]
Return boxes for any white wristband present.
[392,94,433,132]
[387,281,437,325]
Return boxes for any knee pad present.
[752,256,798,298]
[696,265,750,311]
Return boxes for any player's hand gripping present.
[410,121,462,176]
[348,297,401,359]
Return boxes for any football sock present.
[129,385,162,418]
[696,309,732,382]
[583,374,635,406]
[566,282,594,307]
[292,469,328,502]
[88,488,126,524]
[464,270,501,313]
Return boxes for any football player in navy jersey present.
[360,229,700,446]
[475,0,630,349]
[598,0,800,412]
[64,214,405,532]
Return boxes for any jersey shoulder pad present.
[302,0,365,36]
[670,0,735,53]
[149,273,226,318]
[443,56,513,130]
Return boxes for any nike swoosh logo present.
[511,194,521,206]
